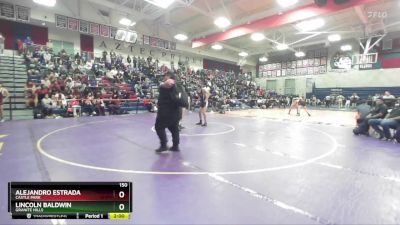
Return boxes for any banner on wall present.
[94,37,202,67]
[55,14,118,41]
[55,13,178,53]
[0,1,30,22]
[79,20,89,33]
[203,58,240,73]
[258,48,328,78]
[99,24,109,38]
[15,5,29,22]
[142,35,175,51]
[67,17,79,31]
[0,2,14,19]
[330,52,352,70]
[55,14,67,29]
[89,23,99,36]
[110,27,117,39]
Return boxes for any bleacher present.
[310,86,400,100]
[0,54,34,120]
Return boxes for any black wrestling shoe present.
[169,146,180,152]
[201,123,207,127]
[155,146,168,153]
[196,122,202,125]
[308,113,311,117]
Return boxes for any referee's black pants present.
[155,118,180,148]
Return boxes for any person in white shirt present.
[382,91,395,99]
[41,77,51,88]
[336,94,345,109]
[325,95,331,108]
[41,94,53,116]
[345,97,351,109]
[43,50,51,63]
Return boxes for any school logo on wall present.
[330,52,352,70]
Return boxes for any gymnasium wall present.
[0,19,48,49]
[46,24,208,70]
[255,38,400,96]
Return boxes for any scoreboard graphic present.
[8,182,132,220]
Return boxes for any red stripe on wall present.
[80,34,93,53]
[31,26,48,45]
[382,58,400,68]
[0,19,48,49]
[0,19,14,49]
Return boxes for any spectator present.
[383,91,395,99]
[25,80,37,107]
[350,93,360,108]
[325,95,331,108]
[369,101,400,140]
[108,93,121,115]
[336,94,345,109]
[353,100,372,135]
[41,94,53,117]
[382,91,396,108]
[364,98,388,135]
[94,95,106,116]
[41,76,51,88]
[0,82,10,122]
[82,93,96,116]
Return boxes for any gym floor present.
[1,109,399,225]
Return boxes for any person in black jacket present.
[155,72,188,153]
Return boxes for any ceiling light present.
[328,34,341,42]
[41,22,46,26]
[251,33,265,41]
[341,45,352,51]
[144,0,175,9]
[214,17,231,28]
[277,0,298,7]
[259,57,268,62]
[296,18,325,32]
[295,51,305,57]
[174,34,188,41]
[239,52,248,57]
[33,0,56,7]
[211,44,223,50]
[119,18,135,26]
[276,43,289,50]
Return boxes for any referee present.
[155,72,188,153]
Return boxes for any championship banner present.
[99,24,109,38]
[53,13,178,49]
[0,1,15,19]
[143,35,150,45]
[79,20,89,33]
[55,14,67,29]
[15,5,29,22]
[110,27,117,39]
[150,37,158,47]
[68,17,79,31]
[89,23,99,36]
